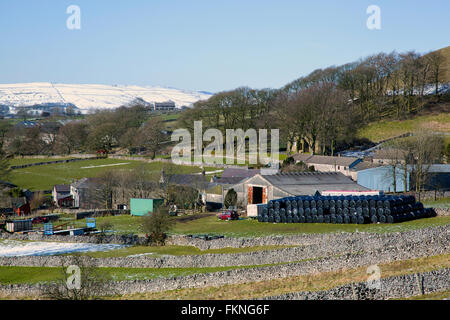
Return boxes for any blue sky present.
[0,0,448,92]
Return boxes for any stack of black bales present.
[257,195,435,224]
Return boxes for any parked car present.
[218,209,239,221]
[32,216,49,224]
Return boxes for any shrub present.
[141,207,174,246]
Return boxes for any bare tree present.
[42,254,114,300]
[426,50,447,99]
[136,117,166,159]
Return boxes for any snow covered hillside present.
[0,82,213,114]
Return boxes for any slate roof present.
[372,148,408,160]
[221,168,260,178]
[213,168,261,185]
[167,174,214,190]
[242,172,369,196]
[350,161,383,172]
[213,176,247,185]
[54,184,70,193]
[11,197,27,208]
[292,154,360,167]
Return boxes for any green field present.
[61,214,450,238]
[71,244,297,258]
[423,197,450,209]
[0,265,250,285]
[7,158,207,191]
[358,113,450,143]
[169,215,450,237]
[0,256,318,285]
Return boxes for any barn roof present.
[292,154,360,167]
[237,172,369,196]
[221,168,260,178]
[54,184,70,192]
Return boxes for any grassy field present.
[422,197,450,209]
[400,290,450,300]
[73,244,297,258]
[116,254,450,300]
[0,255,321,286]
[169,214,450,237]
[59,213,450,237]
[357,113,450,143]
[0,265,251,285]
[7,158,207,191]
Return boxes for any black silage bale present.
[343,215,350,224]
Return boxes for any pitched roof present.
[293,154,360,167]
[292,153,313,163]
[213,176,247,185]
[11,197,27,208]
[372,148,408,160]
[251,172,369,195]
[220,168,260,178]
[54,184,70,192]
[350,161,383,172]
[168,174,211,188]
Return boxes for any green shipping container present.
[130,198,164,216]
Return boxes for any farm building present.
[52,184,73,208]
[153,101,176,111]
[355,164,450,193]
[130,198,164,216]
[6,219,33,233]
[411,164,450,192]
[349,161,383,180]
[71,178,102,209]
[212,168,260,186]
[370,148,408,165]
[292,154,361,177]
[11,198,30,216]
[357,166,409,193]
[226,172,370,216]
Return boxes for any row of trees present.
[383,130,444,199]
[179,49,448,156]
[0,105,168,159]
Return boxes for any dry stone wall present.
[261,268,450,300]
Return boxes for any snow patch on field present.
[0,240,126,257]
[0,82,213,113]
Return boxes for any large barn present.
[224,172,371,216]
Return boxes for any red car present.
[218,210,239,221]
[32,216,49,224]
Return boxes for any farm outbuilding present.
[130,198,164,216]
[6,219,33,233]
[357,166,410,193]
[227,172,370,217]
